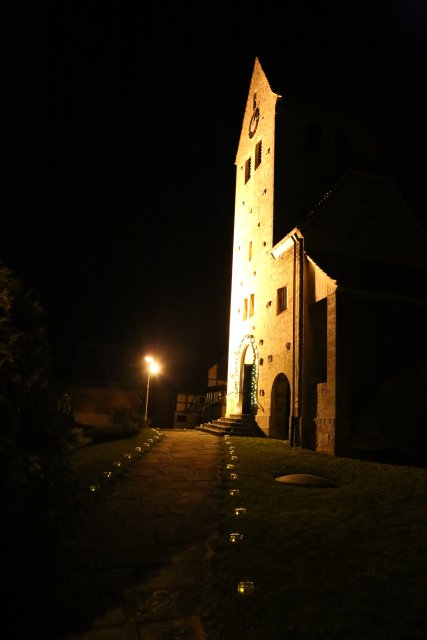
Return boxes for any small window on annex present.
[277,286,288,314]
[255,140,262,169]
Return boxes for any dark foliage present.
[0,266,78,637]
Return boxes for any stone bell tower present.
[226,58,287,426]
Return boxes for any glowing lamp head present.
[149,362,159,374]
[144,355,159,375]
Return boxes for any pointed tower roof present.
[235,57,281,164]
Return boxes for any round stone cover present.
[276,473,336,487]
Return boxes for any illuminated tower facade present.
[226,58,300,440]
[224,57,427,456]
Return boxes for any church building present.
[222,58,427,458]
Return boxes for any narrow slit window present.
[245,157,251,183]
[249,293,255,317]
[243,298,248,320]
[277,286,288,314]
[249,241,253,261]
[253,91,257,110]
[255,140,262,169]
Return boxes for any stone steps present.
[196,414,266,438]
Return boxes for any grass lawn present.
[202,437,427,640]
[70,426,163,508]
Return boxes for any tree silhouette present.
[0,266,77,637]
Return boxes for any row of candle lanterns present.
[224,434,255,597]
[88,429,164,496]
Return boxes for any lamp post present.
[144,356,159,425]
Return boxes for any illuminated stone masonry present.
[225,57,427,457]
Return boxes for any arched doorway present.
[270,373,290,439]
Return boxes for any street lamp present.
[143,356,159,425]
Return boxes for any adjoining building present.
[70,344,176,428]
[173,357,227,428]
[70,344,227,431]
[215,58,427,458]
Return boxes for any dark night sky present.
[3,1,427,387]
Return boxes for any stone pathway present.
[59,429,222,640]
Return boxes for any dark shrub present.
[0,267,77,636]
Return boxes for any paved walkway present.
[59,429,222,640]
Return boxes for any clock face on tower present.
[248,107,260,138]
